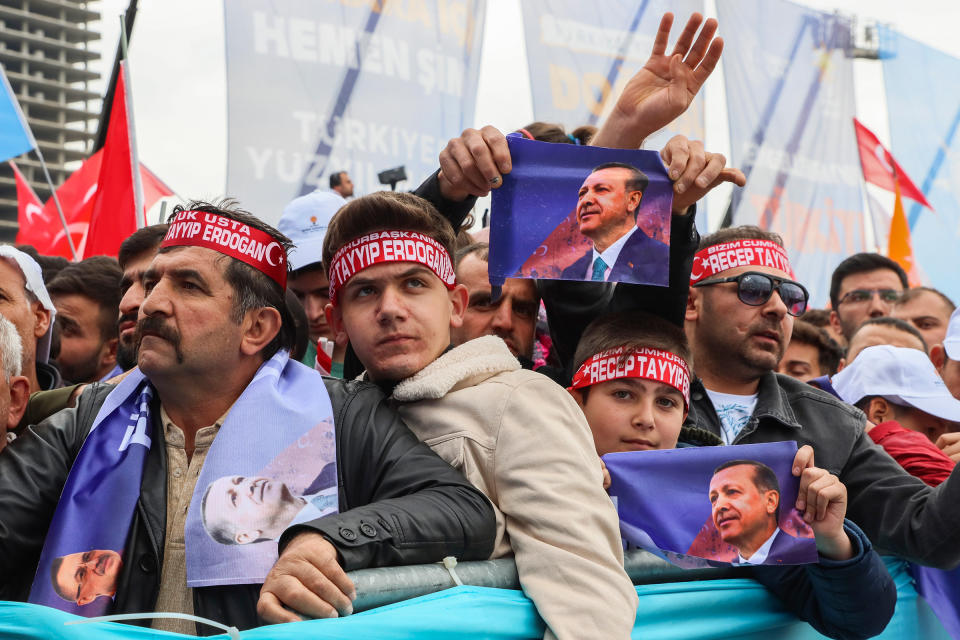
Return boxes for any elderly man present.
[0,201,494,633]
[0,316,30,452]
[560,162,668,283]
[0,246,59,392]
[684,226,960,569]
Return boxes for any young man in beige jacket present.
[317,191,636,639]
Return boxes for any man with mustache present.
[560,163,668,283]
[50,549,122,606]
[116,225,170,371]
[708,460,806,565]
[684,226,960,569]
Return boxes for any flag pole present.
[119,14,145,228]
[32,142,78,261]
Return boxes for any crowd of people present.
[0,11,958,640]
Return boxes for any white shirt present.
[737,528,780,565]
[586,226,638,281]
[704,389,758,445]
[286,487,339,531]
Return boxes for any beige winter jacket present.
[390,335,637,640]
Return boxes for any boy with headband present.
[315,191,636,640]
[568,311,896,639]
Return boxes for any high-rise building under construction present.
[0,0,99,243]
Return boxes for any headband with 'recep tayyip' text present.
[161,210,288,289]
[569,346,691,409]
[690,239,794,285]
[327,230,456,304]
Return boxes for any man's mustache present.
[135,316,184,364]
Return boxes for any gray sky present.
[94,0,960,227]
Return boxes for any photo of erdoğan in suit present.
[561,162,669,283]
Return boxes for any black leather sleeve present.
[412,169,478,232]
[279,379,496,570]
[0,384,109,589]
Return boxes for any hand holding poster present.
[489,136,672,287]
[606,441,818,568]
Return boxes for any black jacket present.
[0,378,495,633]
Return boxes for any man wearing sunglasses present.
[684,226,960,570]
[828,253,908,345]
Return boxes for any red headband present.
[569,346,691,408]
[328,230,456,304]
[161,210,288,289]
[690,239,794,284]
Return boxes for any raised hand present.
[660,135,745,214]
[592,13,723,150]
[437,126,512,201]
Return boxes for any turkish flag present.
[11,161,49,248]
[84,62,139,258]
[853,118,932,209]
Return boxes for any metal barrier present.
[347,549,749,612]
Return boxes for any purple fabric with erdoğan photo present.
[606,441,817,568]
[489,135,672,287]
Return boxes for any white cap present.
[833,344,960,422]
[277,190,346,272]
[0,245,56,363]
[943,306,960,361]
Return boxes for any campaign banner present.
[882,31,960,302]
[519,0,707,228]
[606,441,818,567]
[224,0,486,225]
[489,135,672,286]
[717,0,863,306]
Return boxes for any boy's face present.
[571,377,687,456]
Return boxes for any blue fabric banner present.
[0,560,949,639]
[488,136,672,287]
[881,31,960,303]
[223,0,485,225]
[519,0,707,229]
[717,0,864,306]
[0,64,35,163]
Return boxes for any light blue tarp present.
[0,559,947,639]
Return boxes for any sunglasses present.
[693,271,809,317]
[837,288,901,305]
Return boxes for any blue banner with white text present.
[717,0,864,306]
[224,0,485,225]
[882,31,960,304]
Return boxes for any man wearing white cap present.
[931,307,960,462]
[278,190,346,372]
[0,246,60,393]
[833,345,959,481]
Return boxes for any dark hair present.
[799,308,831,328]
[896,286,956,314]
[700,225,785,251]
[322,191,456,277]
[118,224,169,270]
[47,256,122,341]
[163,200,295,360]
[713,459,781,520]
[829,253,908,309]
[16,245,70,283]
[455,241,490,268]
[49,556,72,601]
[520,122,596,145]
[573,311,692,400]
[850,316,928,354]
[329,171,346,189]
[591,161,649,195]
[289,261,327,280]
[788,320,844,376]
[284,288,310,362]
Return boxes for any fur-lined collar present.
[392,335,520,401]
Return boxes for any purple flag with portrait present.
[606,441,817,568]
[488,135,672,287]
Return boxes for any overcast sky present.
[93,0,960,227]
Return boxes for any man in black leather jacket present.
[0,202,495,634]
